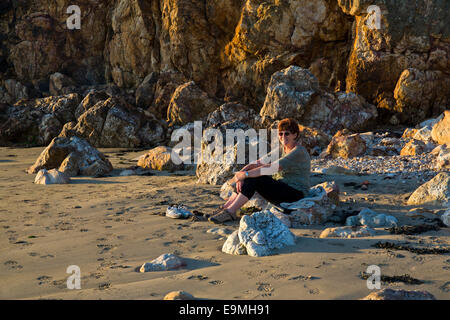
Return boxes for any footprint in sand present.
[256,282,274,294]
[271,273,289,280]
[187,275,209,281]
[37,275,53,285]
[4,260,23,270]
[52,279,67,289]
[98,282,111,290]
[288,275,319,281]
[308,287,320,295]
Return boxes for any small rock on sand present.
[320,226,376,238]
[163,291,195,300]
[34,169,70,185]
[140,253,185,272]
[346,208,398,228]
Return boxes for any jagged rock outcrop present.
[196,121,268,185]
[338,0,449,124]
[0,94,80,145]
[27,136,113,177]
[59,96,165,148]
[259,66,378,134]
[167,81,222,126]
[0,0,448,143]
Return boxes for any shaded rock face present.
[260,66,378,134]
[27,136,113,177]
[60,96,165,148]
[167,81,222,126]
[196,121,269,185]
[0,0,448,135]
[0,94,80,146]
[339,0,450,124]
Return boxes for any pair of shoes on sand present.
[208,207,238,224]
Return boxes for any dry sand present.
[0,146,449,300]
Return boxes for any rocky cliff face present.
[0,0,449,146]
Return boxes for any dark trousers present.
[240,175,304,206]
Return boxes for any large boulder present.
[27,136,113,177]
[196,121,268,185]
[278,184,337,226]
[260,66,378,134]
[431,110,450,145]
[339,1,450,124]
[393,69,450,123]
[0,94,80,146]
[205,102,261,129]
[222,210,296,257]
[323,130,367,159]
[59,96,165,148]
[167,81,222,126]
[407,172,450,206]
[137,146,185,172]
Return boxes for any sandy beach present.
[0,146,448,300]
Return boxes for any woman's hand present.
[234,171,247,182]
[236,180,243,193]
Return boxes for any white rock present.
[222,230,247,255]
[166,205,192,219]
[269,207,291,227]
[238,210,295,257]
[320,226,376,238]
[346,208,398,227]
[140,253,185,272]
[34,169,71,185]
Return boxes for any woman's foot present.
[208,209,238,224]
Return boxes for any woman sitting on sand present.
[209,118,311,224]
